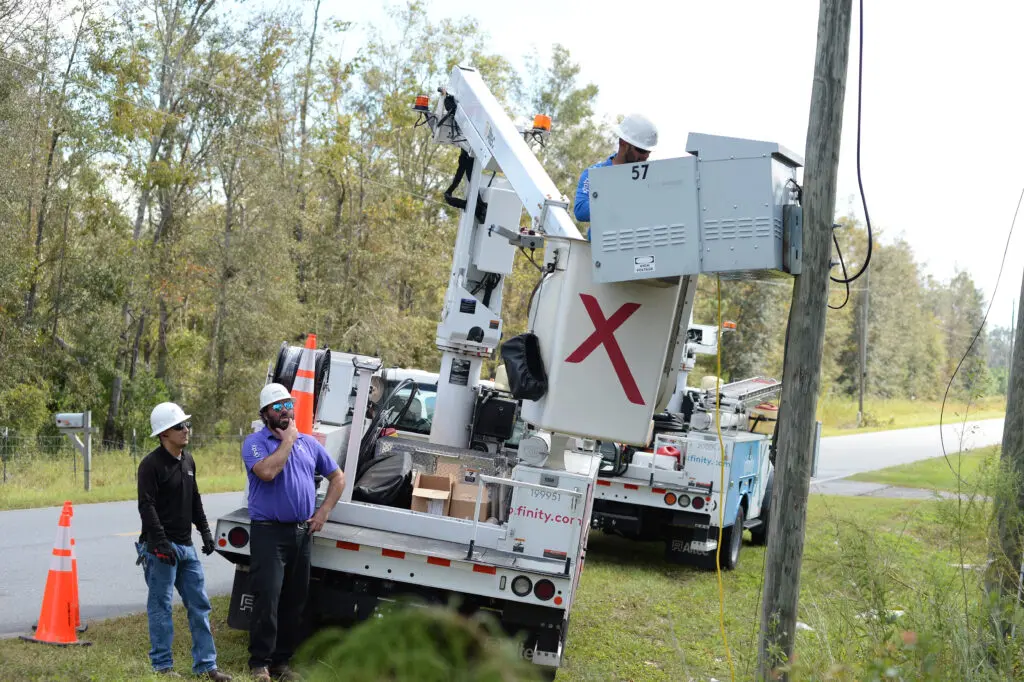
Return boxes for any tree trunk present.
[51,198,71,341]
[24,127,61,322]
[989,272,1024,629]
[24,3,86,323]
[293,0,321,302]
[157,297,169,380]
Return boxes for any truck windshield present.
[385,381,437,436]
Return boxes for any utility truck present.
[212,65,805,675]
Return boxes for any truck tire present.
[750,469,774,546]
[720,505,744,571]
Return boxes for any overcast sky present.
[311,1,1024,330]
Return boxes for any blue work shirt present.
[242,427,339,522]
[573,153,616,238]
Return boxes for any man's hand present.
[271,419,299,446]
[201,530,216,556]
[151,540,177,566]
[307,507,329,534]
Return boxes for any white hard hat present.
[259,383,292,410]
[616,113,658,151]
[150,402,191,437]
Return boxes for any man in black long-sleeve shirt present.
[136,401,232,680]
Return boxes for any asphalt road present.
[811,417,1004,482]
[0,416,1005,638]
[0,491,246,639]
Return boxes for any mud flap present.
[664,524,710,564]
[227,565,254,630]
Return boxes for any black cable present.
[828,232,851,310]
[481,273,500,308]
[939,185,1023,483]
[831,0,872,285]
[519,247,543,272]
[443,150,473,211]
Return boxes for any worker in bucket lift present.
[136,402,233,680]
[573,112,659,239]
[241,383,345,682]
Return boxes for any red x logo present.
[565,294,644,405]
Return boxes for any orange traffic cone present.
[20,509,91,646]
[291,333,317,435]
[63,501,87,633]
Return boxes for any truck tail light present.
[663,492,677,505]
[678,494,691,508]
[533,579,555,601]
[511,576,532,597]
[691,497,705,510]
[227,527,249,548]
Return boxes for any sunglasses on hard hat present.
[271,401,294,412]
[170,421,192,431]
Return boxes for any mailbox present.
[55,413,86,429]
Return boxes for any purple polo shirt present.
[242,427,339,522]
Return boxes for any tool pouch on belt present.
[499,333,548,401]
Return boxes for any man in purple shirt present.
[241,383,344,682]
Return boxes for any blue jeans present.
[136,541,218,674]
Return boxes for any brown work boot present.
[203,669,233,681]
[249,667,272,682]
[269,665,302,681]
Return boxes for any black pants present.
[248,521,312,669]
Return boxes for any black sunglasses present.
[170,421,192,431]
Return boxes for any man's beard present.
[272,415,291,430]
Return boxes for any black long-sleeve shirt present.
[137,445,210,545]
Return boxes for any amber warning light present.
[532,114,551,131]
[413,95,430,112]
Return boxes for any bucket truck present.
[212,64,805,675]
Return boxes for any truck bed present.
[218,507,568,577]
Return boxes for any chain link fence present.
[0,429,249,487]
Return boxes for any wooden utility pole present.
[757,0,853,678]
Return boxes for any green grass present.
[847,446,998,492]
[0,441,247,510]
[2,494,1015,681]
[817,396,1005,437]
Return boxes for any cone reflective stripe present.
[21,510,90,646]
[292,333,317,435]
[70,535,82,629]
[60,501,83,631]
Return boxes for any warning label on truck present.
[634,255,655,273]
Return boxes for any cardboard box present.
[449,482,491,521]
[411,473,452,516]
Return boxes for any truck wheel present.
[750,470,774,546]
[721,505,744,571]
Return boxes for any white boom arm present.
[433,66,582,240]
[422,65,580,447]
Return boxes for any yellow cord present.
[714,274,736,682]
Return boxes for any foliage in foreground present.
[296,606,542,682]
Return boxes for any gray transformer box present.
[587,132,803,284]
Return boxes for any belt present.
[252,520,309,528]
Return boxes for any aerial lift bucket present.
[519,237,687,446]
